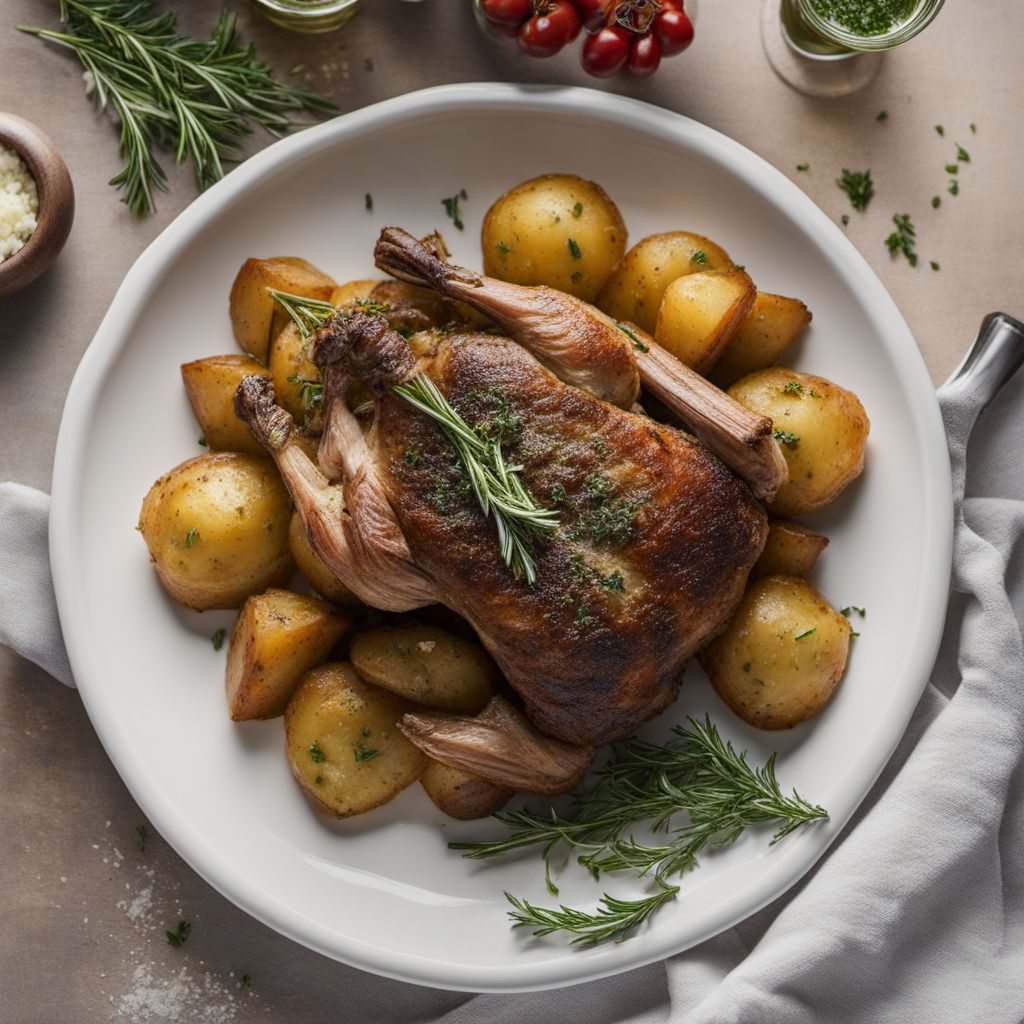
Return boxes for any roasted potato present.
[268,322,320,424]
[699,575,851,730]
[728,367,870,516]
[420,760,514,820]
[752,519,829,579]
[654,269,756,374]
[181,354,269,456]
[138,452,293,610]
[226,588,350,721]
[482,173,627,302]
[712,292,812,387]
[350,624,498,713]
[285,662,426,817]
[329,279,379,307]
[288,511,361,608]
[596,231,733,335]
[229,256,335,363]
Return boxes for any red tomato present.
[653,7,694,55]
[517,0,583,57]
[580,25,631,77]
[627,31,661,76]
[570,0,612,32]
[480,0,533,28]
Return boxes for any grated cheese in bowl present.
[0,143,39,262]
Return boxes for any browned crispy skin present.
[372,329,767,746]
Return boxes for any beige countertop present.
[1,1,1021,1020]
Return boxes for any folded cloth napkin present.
[2,319,1023,1022]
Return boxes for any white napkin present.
[2,328,1023,1021]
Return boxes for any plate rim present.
[48,82,954,993]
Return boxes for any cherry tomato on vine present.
[517,0,583,57]
[571,0,612,32]
[481,0,534,28]
[627,31,661,76]
[653,7,694,55]
[580,24,631,77]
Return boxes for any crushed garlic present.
[0,143,39,262]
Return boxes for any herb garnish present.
[572,201,583,218]
[836,168,874,212]
[567,238,582,260]
[945,163,958,175]
[841,214,850,227]
[241,973,253,988]
[137,824,148,852]
[211,628,226,652]
[20,4,336,217]
[794,627,816,641]
[935,125,944,136]
[455,716,826,944]
[365,192,373,211]
[442,189,468,230]
[166,920,191,948]
[931,196,941,209]
[185,527,198,548]
[875,110,888,123]
[956,144,970,162]
[948,179,959,196]
[269,290,336,338]
[363,57,374,72]
[782,380,819,397]
[403,446,421,468]
[354,742,379,763]
[930,261,940,272]
[796,162,809,172]
[614,321,648,353]
[742,661,752,672]
[970,123,977,134]
[393,375,558,585]
[885,213,918,266]
[691,250,707,265]
[309,742,326,764]
[840,605,866,618]
[495,240,512,255]
[198,434,207,447]
[773,429,800,448]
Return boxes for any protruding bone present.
[400,695,594,796]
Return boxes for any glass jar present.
[250,0,360,34]
[782,0,945,57]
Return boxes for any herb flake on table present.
[935,125,945,136]
[442,189,468,230]
[930,261,940,272]
[796,163,809,172]
[875,110,888,123]
[365,192,373,212]
[956,144,970,162]
[136,824,148,852]
[885,213,918,267]
[948,179,959,196]
[836,168,874,212]
[211,628,226,651]
[166,920,191,947]
[19,2,337,217]
[932,196,941,209]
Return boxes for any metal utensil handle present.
[942,312,1024,409]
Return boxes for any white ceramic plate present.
[49,84,952,992]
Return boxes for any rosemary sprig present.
[453,716,827,943]
[393,376,559,585]
[269,290,337,339]
[20,2,336,216]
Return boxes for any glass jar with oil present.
[250,0,360,34]
[781,0,945,57]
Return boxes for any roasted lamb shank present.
[235,293,768,790]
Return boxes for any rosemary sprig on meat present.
[393,376,559,585]
[453,716,827,944]
[269,290,337,338]
[20,1,337,216]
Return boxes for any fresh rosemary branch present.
[453,716,827,944]
[393,375,559,585]
[269,290,337,339]
[506,886,680,947]
[20,2,337,216]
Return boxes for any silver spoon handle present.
[942,312,1024,409]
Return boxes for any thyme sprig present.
[20,1,336,216]
[453,716,827,943]
[393,375,559,585]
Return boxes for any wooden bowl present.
[0,113,75,298]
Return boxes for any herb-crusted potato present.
[752,519,829,579]
[226,588,350,721]
[596,231,733,335]
[285,663,426,817]
[420,760,514,820]
[699,575,851,730]
[654,269,756,374]
[228,256,335,363]
[481,173,627,302]
[349,624,498,713]
[728,367,870,516]
[181,354,269,456]
[712,292,812,387]
[287,511,361,608]
[268,322,320,425]
[137,452,293,610]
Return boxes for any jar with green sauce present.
[782,0,945,56]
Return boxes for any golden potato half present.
[752,519,829,579]
[482,173,627,302]
[181,354,269,457]
[700,575,852,730]
[421,760,514,820]
[285,663,426,818]
[728,367,870,516]
[138,452,293,610]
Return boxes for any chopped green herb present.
[363,57,374,72]
[354,742,379,763]
[945,163,958,175]
[585,473,613,502]
[365,192,373,211]
[836,168,874,212]
[794,628,816,641]
[495,240,512,254]
[550,483,567,506]
[691,250,707,265]
[211,628,226,651]
[198,434,207,447]
[840,605,866,617]
[970,123,977,134]
[286,373,324,411]
[875,110,888,123]
[185,527,198,548]
[931,196,941,208]
[166,920,191,948]
[600,570,625,593]
[309,742,326,764]
[796,162,809,172]
[441,189,467,230]
[885,213,918,266]
[782,380,819,397]
[935,124,944,136]
[930,261,940,272]
[948,179,959,196]
[841,214,850,227]
[314,775,323,785]
[956,144,970,162]
[572,201,583,218]
[742,661,751,672]
[773,429,800,448]
[241,974,253,988]
[850,631,861,638]
[403,446,421,468]
[137,824,148,852]
[614,321,648,353]
[568,238,582,260]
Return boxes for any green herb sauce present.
[810,0,915,36]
